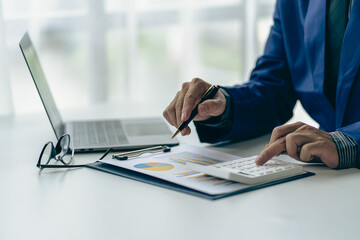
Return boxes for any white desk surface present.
[1,105,360,240]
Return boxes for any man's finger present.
[175,92,185,127]
[256,137,286,165]
[164,92,180,127]
[196,99,224,121]
[285,133,315,161]
[298,142,321,162]
[182,79,210,121]
[269,121,306,145]
[299,141,338,168]
[181,126,191,136]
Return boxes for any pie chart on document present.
[134,162,174,171]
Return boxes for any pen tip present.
[171,129,180,139]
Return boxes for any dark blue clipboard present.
[86,161,314,200]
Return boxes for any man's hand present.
[163,78,226,136]
[255,122,339,168]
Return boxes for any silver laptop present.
[19,32,179,152]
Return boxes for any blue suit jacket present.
[196,0,360,167]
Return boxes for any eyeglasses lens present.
[56,135,70,160]
[40,143,54,166]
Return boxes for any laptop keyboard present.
[71,120,129,147]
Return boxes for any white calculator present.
[186,156,303,184]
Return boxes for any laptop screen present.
[19,33,63,139]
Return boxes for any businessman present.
[163,0,360,169]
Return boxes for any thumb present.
[197,99,225,118]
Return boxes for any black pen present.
[171,85,220,139]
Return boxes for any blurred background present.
[0,0,276,116]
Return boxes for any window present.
[1,0,276,115]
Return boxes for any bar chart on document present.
[100,145,248,195]
[159,152,233,186]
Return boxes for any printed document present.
[100,144,249,195]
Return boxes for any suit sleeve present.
[195,1,297,143]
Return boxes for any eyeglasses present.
[37,134,85,170]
